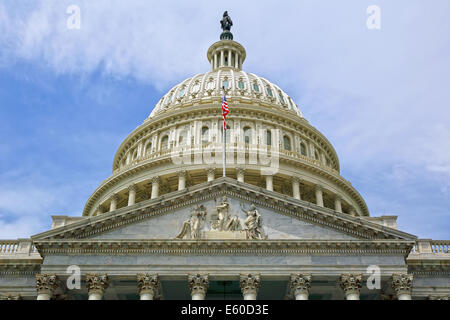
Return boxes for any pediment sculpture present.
[175,198,266,240]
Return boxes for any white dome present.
[148,70,302,119]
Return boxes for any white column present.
[334,196,342,213]
[290,274,311,300]
[339,274,362,300]
[391,274,413,300]
[214,53,218,69]
[128,184,137,206]
[236,168,245,183]
[188,274,209,300]
[220,50,224,67]
[36,274,59,300]
[178,171,187,190]
[235,52,239,68]
[151,176,160,199]
[228,50,232,67]
[86,274,109,301]
[240,274,260,300]
[206,168,215,182]
[109,194,119,212]
[265,175,273,191]
[137,273,159,300]
[292,177,301,200]
[315,185,324,207]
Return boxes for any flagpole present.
[222,86,226,178]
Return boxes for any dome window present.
[178,87,185,98]
[178,130,188,145]
[161,135,169,150]
[238,81,245,90]
[283,135,291,151]
[222,79,229,89]
[253,83,260,93]
[278,92,285,104]
[243,127,252,144]
[266,130,272,146]
[300,142,307,156]
[266,87,273,97]
[201,126,209,144]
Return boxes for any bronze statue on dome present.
[220,11,233,40]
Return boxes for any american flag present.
[222,92,229,130]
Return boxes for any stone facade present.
[0,20,449,300]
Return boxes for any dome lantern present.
[207,11,246,71]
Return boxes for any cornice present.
[33,239,414,257]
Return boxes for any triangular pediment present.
[31,178,417,242]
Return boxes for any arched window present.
[283,135,291,151]
[243,127,252,144]
[266,130,272,146]
[300,142,307,156]
[238,81,245,90]
[161,135,169,150]
[146,142,152,155]
[222,79,229,89]
[253,83,260,93]
[201,126,209,144]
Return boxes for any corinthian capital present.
[128,183,138,192]
[290,274,311,296]
[188,274,209,296]
[391,274,413,296]
[151,176,161,184]
[35,274,59,295]
[240,274,261,296]
[137,273,159,296]
[339,273,362,296]
[86,274,109,295]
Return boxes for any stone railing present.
[0,239,39,256]
[411,239,450,255]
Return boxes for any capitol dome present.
[82,33,369,218]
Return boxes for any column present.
[220,50,224,67]
[36,274,59,300]
[349,206,357,216]
[235,52,239,68]
[86,274,109,300]
[214,53,218,69]
[240,274,260,300]
[137,273,159,300]
[290,274,311,300]
[339,274,362,300]
[236,167,245,183]
[151,176,160,199]
[206,168,215,182]
[188,274,209,300]
[265,175,273,192]
[178,171,187,190]
[334,195,342,213]
[109,194,119,212]
[228,50,232,67]
[292,177,301,200]
[315,184,324,207]
[128,184,137,206]
[391,274,413,300]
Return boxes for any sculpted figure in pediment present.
[176,204,207,239]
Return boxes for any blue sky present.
[0,1,449,239]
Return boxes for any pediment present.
[31,178,417,241]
